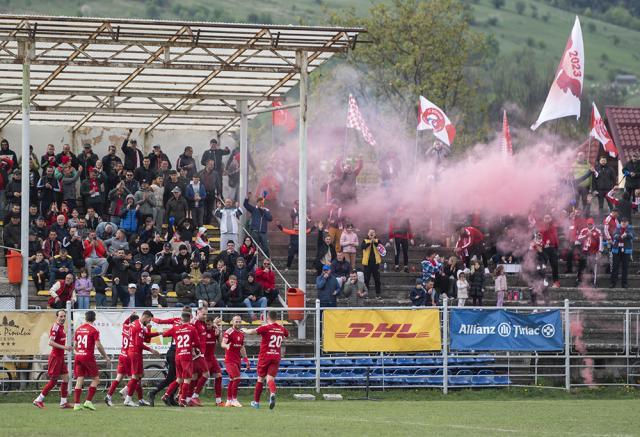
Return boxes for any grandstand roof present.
[0,14,363,133]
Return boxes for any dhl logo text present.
[335,323,431,339]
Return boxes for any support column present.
[238,101,248,243]
[297,50,308,339]
[19,41,32,310]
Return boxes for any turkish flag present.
[272,101,296,132]
[590,102,618,158]
[417,96,456,146]
[531,16,584,130]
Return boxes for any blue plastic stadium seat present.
[427,369,444,386]
[382,358,396,366]
[415,357,436,366]
[334,358,354,367]
[396,358,415,366]
[296,360,314,367]
[355,358,376,366]
[492,375,511,385]
[279,360,292,367]
[448,369,473,386]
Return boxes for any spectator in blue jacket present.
[315,265,340,307]
[243,192,273,257]
[410,278,427,306]
[49,247,74,286]
[610,217,634,288]
[185,174,207,228]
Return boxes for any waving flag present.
[272,101,296,132]
[346,94,377,146]
[417,96,456,146]
[502,110,513,156]
[590,103,618,158]
[531,16,584,130]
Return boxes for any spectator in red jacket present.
[389,213,414,273]
[255,258,278,306]
[455,226,484,267]
[83,230,108,276]
[538,214,560,288]
[565,209,588,275]
[576,218,602,286]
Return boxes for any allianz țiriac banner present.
[450,309,563,351]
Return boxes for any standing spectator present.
[605,188,636,225]
[80,167,104,216]
[315,265,340,308]
[78,144,98,180]
[456,271,469,307]
[31,252,49,291]
[425,140,450,166]
[315,222,337,276]
[341,270,368,306]
[340,223,359,269]
[109,248,131,306]
[63,227,85,271]
[276,222,312,271]
[610,217,634,288]
[123,169,140,196]
[40,143,57,171]
[176,146,197,180]
[222,275,244,308]
[539,214,560,288]
[150,175,165,227]
[60,165,81,211]
[175,274,197,307]
[48,273,76,309]
[325,200,344,252]
[195,272,222,307]
[185,174,206,228]
[74,268,93,310]
[101,144,122,174]
[214,199,242,250]
[410,278,427,306]
[494,265,507,307]
[92,275,108,308]
[361,229,383,300]
[119,195,139,235]
[199,159,221,224]
[455,226,485,268]
[243,193,273,256]
[2,214,21,249]
[573,152,591,209]
[243,272,266,320]
[255,259,278,306]
[165,186,188,226]
[55,144,78,168]
[576,218,602,286]
[338,158,363,205]
[469,260,485,306]
[331,252,351,287]
[37,166,61,215]
[148,144,170,171]
[83,230,108,276]
[134,156,156,185]
[134,180,157,225]
[0,138,18,169]
[623,151,640,201]
[591,156,616,217]
[121,129,144,171]
[200,139,229,193]
[389,213,414,272]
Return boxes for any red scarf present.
[89,177,99,192]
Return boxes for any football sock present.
[166,381,179,396]
[214,377,222,398]
[60,381,68,398]
[253,381,264,402]
[107,380,119,396]
[41,379,56,396]
[195,376,207,395]
[126,379,138,399]
[87,386,96,401]
[74,388,81,404]
[267,379,277,394]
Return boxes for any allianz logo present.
[458,323,555,338]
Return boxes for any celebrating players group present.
[33,308,289,411]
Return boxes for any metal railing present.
[2,301,640,394]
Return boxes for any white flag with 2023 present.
[531,16,584,130]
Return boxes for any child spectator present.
[410,278,427,306]
[456,271,469,307]
[92,274,108,308]
[339,223,359,269]
[74,268,93,309]
[469,260,485,306]
[494,265,507,307]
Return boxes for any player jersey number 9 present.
[268,335,283,348]
[177,334,190,348]
[123,336,129,349]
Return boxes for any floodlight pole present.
[238,100,248,243]
[297,50,308,339]
[19,41,32,310]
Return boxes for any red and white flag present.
[590,102,618,158]
[502,110,513,156]
[272,101,296,132]
[346,94,377,146]
[417,96,456,146]
[531,16,584,130]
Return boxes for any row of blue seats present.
[249,356,497,368]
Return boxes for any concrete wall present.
[0,124,238,165]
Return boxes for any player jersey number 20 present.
[268,335,283,348]
[177,335,190,348]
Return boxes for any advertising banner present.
[0,312,58,355]
[449,309,563,351]
[323,309,441,352]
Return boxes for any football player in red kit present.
[189,308,210,406]
[105,313,136,406]
[205,314,224,406]
[221,315,250,407]
[33,310,72,409]
[123,310,160,407]
[244,311,289,410]
[73,311,110,411]
[161,312,199,407]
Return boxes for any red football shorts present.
[257,357,281,378]
[176,358,194,380]
[116,354,131,376]
[74,358,98,378]
[127,352,143,376]
[225,361,241,379]
[47,354,68,378]
[207,356,222,375]
[193,356,208,374]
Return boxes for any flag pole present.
[414,129,419,169]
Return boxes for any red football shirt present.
[192,320,207,354]
[256,323,289,360]
[74,323,100,360]
[127,319,152,355]
[163,323,198,360]
[205,326,219,362]
[120,320,131,358]
[49,322,66,358]
[223,328,244,364]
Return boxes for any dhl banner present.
[0,312,58,355]
[72,309,183,354]
[323,309,441,352]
